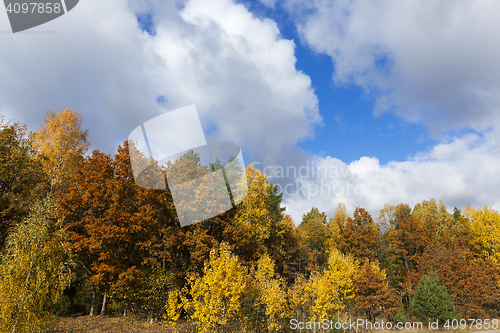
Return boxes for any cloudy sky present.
[1,0,499,223]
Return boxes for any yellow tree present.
[378,203,398,232]
[0,117,49,250]
[253,254,290,332]
[467,206,500,263]
[288,275,315,324]
[412,198,454,236]
[333,202,349,227]
[309,248,358,321]
[186,243,248,332]
[325,202,347,253]
[34,107,89,192]
[233,165,273,257]
[288,249,358,324]
[0,195,73,332]
[299,207,329,270]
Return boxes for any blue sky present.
[2,0,500,222]
[238,0,439,165]
[139,0,440,165]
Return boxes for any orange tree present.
[351,260,398,321]
[384,208,436,305]
[339,207,382,262]
[413,244,500,318]
[58,141,174,316]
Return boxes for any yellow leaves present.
[258,278,290,331]
[234,165,273,251]
[180,244,356,331]
[467,205,500,263]
[334,202,348,227]
[255,253,275,282]
[412,198,453,234]
[288,275,314,320]
[165,290,182,324]
[186,243,247,332]
[462,203,475,219]
[0,195,73,332]
[184,249,292,332]
[34,107,89,192]
[253,254,290,332]
[310,248,358,321]
[288,248,358,324]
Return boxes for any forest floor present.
[51,316,500,333]
[51,316,192,333]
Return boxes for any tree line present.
[0,108,499,332]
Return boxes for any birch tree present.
[0,195,73,332]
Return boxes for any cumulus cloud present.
[3,0,500,225]
[286,0,500,135]
[281,132,500,222]
[150,0,320,166]
[0,0,319,167]
[248,0,500,222]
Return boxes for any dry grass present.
[51,316,196,333]
[50,316,500,333]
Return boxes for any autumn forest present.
[0,108,499,332]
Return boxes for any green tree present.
[409,270,457,323]
[0,195,73,332]
[452,207,461,222]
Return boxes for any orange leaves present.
[58,141,173,296]
[339,207,382,262]
[414,244,500,318]
[352,260,398,321]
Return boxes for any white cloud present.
[266,0,500,222]
[287,0,500,135]
[150,0,321,166]
[0,0,319,167]
[4,0,500,226]
[282,132,500,223]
